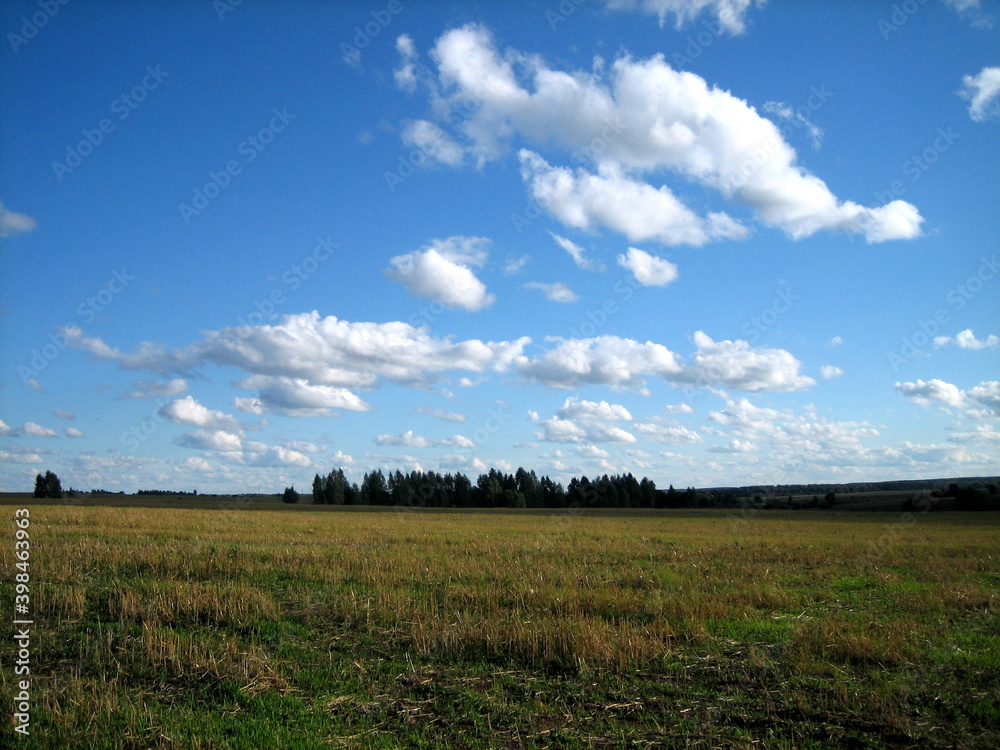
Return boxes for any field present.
[1,501,998,748]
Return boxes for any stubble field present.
[1,502,997,748]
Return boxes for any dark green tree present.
[282,486,300,504]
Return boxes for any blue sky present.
[1,0,998,493]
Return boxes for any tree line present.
[307,467,660,509]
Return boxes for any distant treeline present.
[137,489,199,496]
[709,477,1000,498]
[310,468,659,509]
[305,469,999,511]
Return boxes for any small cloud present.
[394,33,418,92]
[0,202,36,238]
[827,336,844,347]
[763,101,824,148]
[356,130,375,145]
[388,236,494,311]
[934,329,999,350]
[23,422,57,438]
[549,232,603,271]
[342,44,362,69]
[0,419,18,437]
[26,378,44,393]
[64,427,84,438]
[53,409,76,420]
[414,406,466,422]
[374,430,430,448]
[502,255,530,274]
[820,365,844,379]
[436,434,476,449]
[664,403,693,414]
[121,379,189,400]
[959,66,1000,122]
[575,444,610,459]
[524,281,579,303]
[616,247,679,287]
[176,429,243,452]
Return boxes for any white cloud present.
[531,396,638,444]
[634,421,702,444]
[121,378,189,399]
[420,26,922,243]
[0,419,17,437]
[960,67,1000,121]
[0,450,42,464]
[63,313,531,401]
[53,409,75,420]
[414,407,467,422]
[330,450,355,466]
[933,329,999,350]
[64,427,84,438]
[966,381,1000,418]
[820,365,843,379]
[235,376,372,417]
[602,0,763,35]
[548,232,603,271]
[438,454,488,472]
[375,430,430,448]
[23,422,57,438]
[233,397,266,415]
[176,456,214,473]
[575,445,610,459]
[521,151,748,246]
[616,247,679,287]
[158,397,243,431]
[524,281,579,303]
[26,378,44,393]
[556,396,633,421]
[242,444,312,468]
[436,434,476,449]
[283,440,323,454]
[401,119,466,166]
[896,379,965,409]
[388,236,495,311]
[516,331,811,392]
[664,403,693,414]
[893,378,1000,418]
[531,410,638,444]
[682,331,815,391]
[176,429,243,452]
[941,0,994,29]
[763,100,823,148]
[394,34,418,92]
[0,201,36,237]
[827,336,843,347]
[517,335,682,389]
[503,255,530,274]
[706,397,885,469]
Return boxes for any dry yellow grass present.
[1,504,997,748]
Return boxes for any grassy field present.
[1,502,997,748]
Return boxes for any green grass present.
[0,504,997,748]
